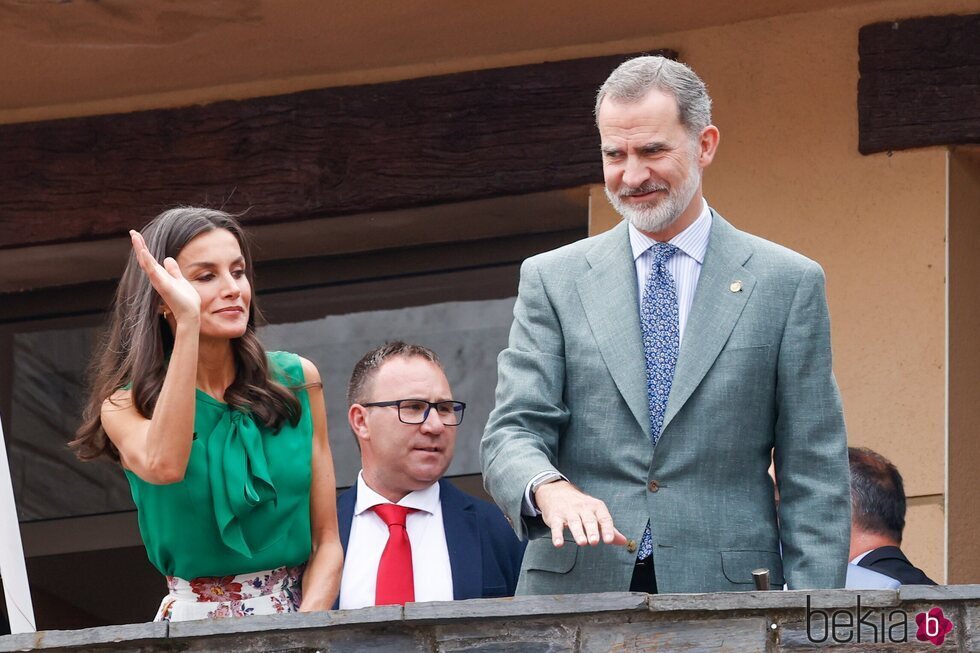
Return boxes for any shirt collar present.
[354,470,440,516]
[628,198,712,265]
[850,549,873,565]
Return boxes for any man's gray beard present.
[605,161,702,234]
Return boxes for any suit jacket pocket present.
[720,549,784,586]
[714,344,771,365]
[523,539,578,574]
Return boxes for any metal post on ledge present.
[752,568,771,591]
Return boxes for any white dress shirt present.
[339,472,454,609]
[522,200,714,514]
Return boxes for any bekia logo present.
[915,607,954,646]
[806,596,954,646]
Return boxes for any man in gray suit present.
[481,55,850,594]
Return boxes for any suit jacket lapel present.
[662,212,756,432]
[333,485,356,610]
[337,484,356,555]
[577,222,651,439]
[439,480,482,600]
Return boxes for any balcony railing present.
[1,585,977,652]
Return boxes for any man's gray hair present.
[594,56,713,137]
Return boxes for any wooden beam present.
[0,51,671,250]
[858,13,980,154]
[0,229,584,324]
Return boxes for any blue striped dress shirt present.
[628,199,712,343]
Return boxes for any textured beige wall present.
[586,0,974,582]
[904,499,945,584]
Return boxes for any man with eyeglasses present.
[335,341,524,609]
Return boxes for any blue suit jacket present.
[337,478,525,604]
[857,546,936,585]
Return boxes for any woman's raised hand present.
[130,230,201,324]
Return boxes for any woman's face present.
[175,228,252,340]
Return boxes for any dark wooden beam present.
[0,229,584,324]
[858,13,980,154]
[0,50,672,250]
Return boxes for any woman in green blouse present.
[73,207,342,620]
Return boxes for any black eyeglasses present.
[361,399,466,426]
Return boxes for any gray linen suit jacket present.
[481,211,850,594]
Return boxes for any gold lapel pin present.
[730,280,743,293]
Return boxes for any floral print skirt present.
[154,564,305,622]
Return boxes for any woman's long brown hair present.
[71,207,300,463]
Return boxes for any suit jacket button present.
[626,539,637,553]
[648,480,660,492]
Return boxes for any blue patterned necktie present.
[637,242,680,561]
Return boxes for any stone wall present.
[2,586,978,652]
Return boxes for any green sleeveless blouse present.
[125,351,313,579]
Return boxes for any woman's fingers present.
[129,230,151,262]
[130,232,177,298]
[128,229,200,322]
[130,230,161,277]
[162,257,183,280]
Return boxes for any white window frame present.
[0,412,36,633]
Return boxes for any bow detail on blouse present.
[206,409,279,557]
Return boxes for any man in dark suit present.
[849,447,936,585]
[336,342,524,609]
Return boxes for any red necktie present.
[372,503,417,605]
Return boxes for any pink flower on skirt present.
[206,600,254,619]
[190,576,244,602]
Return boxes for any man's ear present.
[348,404,370,445]
[697,124,720,168]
